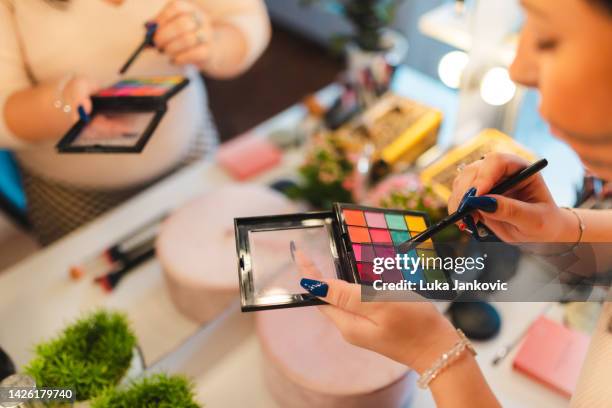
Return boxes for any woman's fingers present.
[293,247,324,280]
[172,44,211,65]
[448,163,479,214]
[155,13,200,49]
[301,278,376,317]
[315,305,377,347]
[155,0,195,26]
[474,194,549,241]
[294,246,369,316]
[479,194,540,225]
[471,152,531,196]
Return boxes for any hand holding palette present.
[235,203,453,311]
[57,76,189,153]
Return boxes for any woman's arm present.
[573,209,612,242]
[0,2,97,143]
[197,0,271,78]
[5,78,98,143]
[295,250,501,408]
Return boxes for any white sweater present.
[0,0,213,189]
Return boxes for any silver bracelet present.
[539,207,585,257]
[561,207,585,249]
[417,329,477,389]
[53,73,74,113]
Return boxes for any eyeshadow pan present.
[417,249,436,258]
[365,212,387,228]
[348,226,371,243]
[369,228,392,243]
[357,263,379,283]
[374,245,396,258]
[390,230,410,245]
[353,244,375,262]
[401,265,424,283]
[385,213,407,230]
[405,215,427,232]
[382,268,404,283]
[343,209,367,226]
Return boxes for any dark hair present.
[593,0,612,14]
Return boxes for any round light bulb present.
[438,51,469,89]
[480,67,516,106]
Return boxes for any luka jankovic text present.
[373,279,509,291]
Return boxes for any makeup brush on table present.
[398,158,549,252]
[95,245,156,292]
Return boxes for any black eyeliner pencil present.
[119,42,148,75]
[119,22,157,75]
[398,158,548,252]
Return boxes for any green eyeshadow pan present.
[385,213,407,230]
[391,230,410,245]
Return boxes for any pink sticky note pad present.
[512,316,590,399]
[217,133,282,180]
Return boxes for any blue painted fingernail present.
[300,278,328,297]
[458,187,477,212]
[463,196,498,213]
[463,215,477,234]
[77,105,90,123]
[290,240,296,262]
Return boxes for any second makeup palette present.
[57,76,189,153]
[235,203,454,311]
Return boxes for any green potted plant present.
[287,132,355,209]
[91,373,200,408]
[24,310,142,406]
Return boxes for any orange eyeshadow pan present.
[348,226,371,243]
[343,209,367,226]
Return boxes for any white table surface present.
[0,81,569,407]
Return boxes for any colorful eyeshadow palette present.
[57,76,189,153]
[235,203,454,312]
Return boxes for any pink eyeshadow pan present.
[357,263,378,283]
[382,268,403,283]
[114,89,133,96]
[369,228,392,243]
[374,245,396,258]
[352,244,375,262]
[364,212,387,228]
[97,89,117,96]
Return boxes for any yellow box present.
[335,93,442,168]
[420,129,537,201]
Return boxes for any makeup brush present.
[95,245,155,292]
[70,214,163,280]
[119,21,158,75]
[398,158,549,252]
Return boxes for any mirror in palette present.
[71,112,158,147]
[236,212,348,311]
